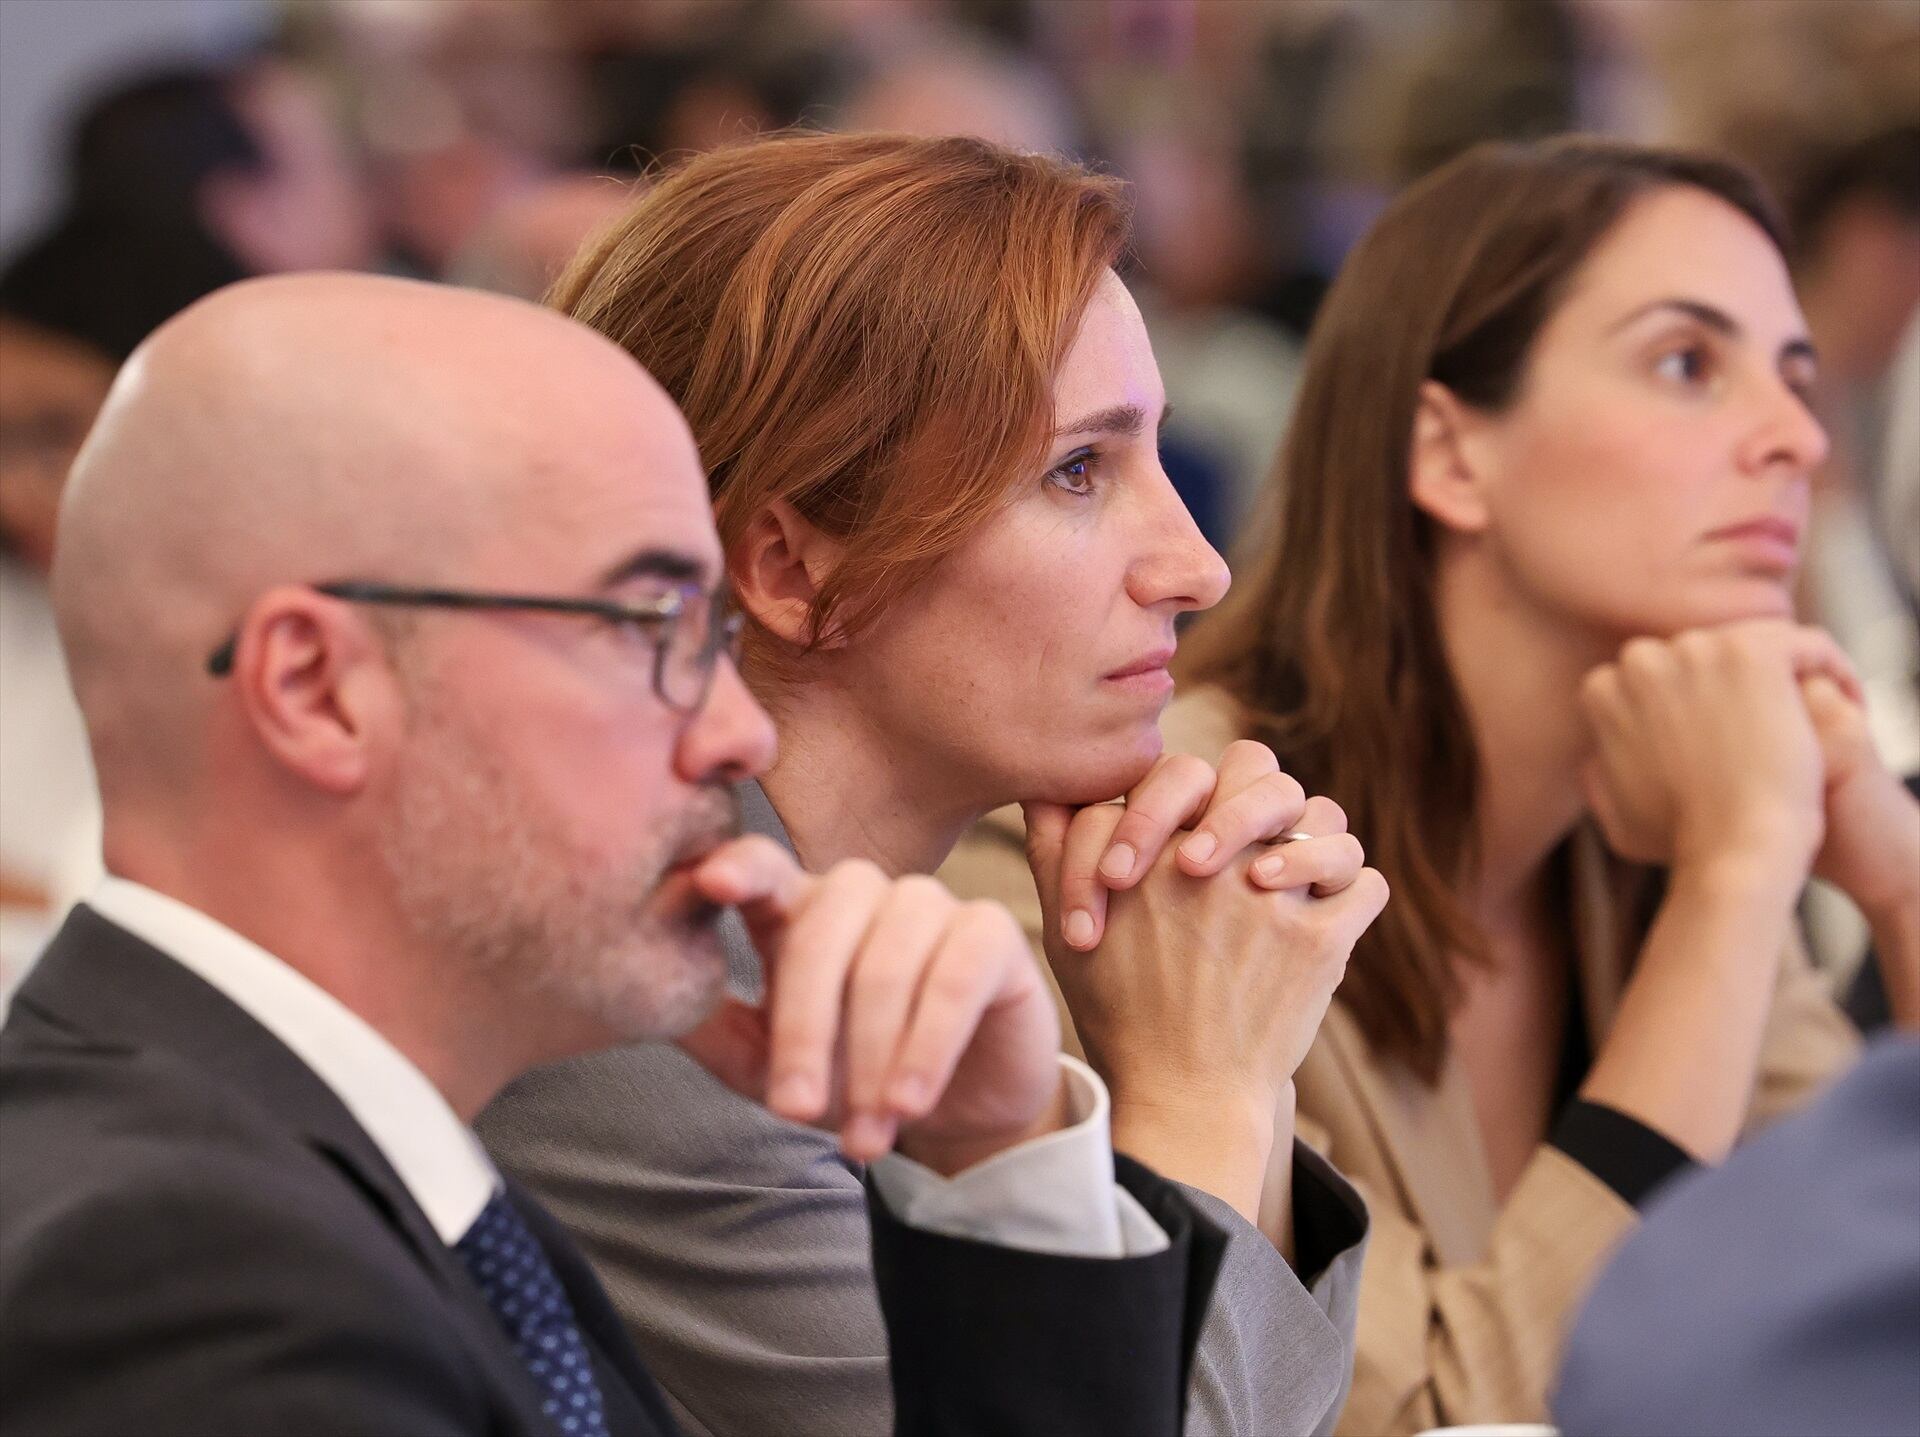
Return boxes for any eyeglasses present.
[207,579,745,715]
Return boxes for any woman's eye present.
[1046,449,1097,495]
[1653,344,1714,388]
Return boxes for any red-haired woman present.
[480,133,1386,1437]
[958,136,1920,1433]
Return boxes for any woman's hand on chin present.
[1577,621,1844,884]
[1038,739,1371,953]
[1020,749,1388,1224]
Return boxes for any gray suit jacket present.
[479,783,1369,1437]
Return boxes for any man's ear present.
[1408,380,1494,536]
[229,586,395,795]
[730,500,847,650]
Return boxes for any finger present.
[1176,769,1309,875]
[1238,792,1348,885]
[1781,626,1864,703]
[675,996,770,1100]
[690,834,815,959]
[1020,801,1073,897]
[1248,832,1365,895]
[1800,673,1873,787]
[841,876,952,1129]
[884,902,1015,1119]
[1097,753,1217,890]
[1315,866,1391,949]
[1055,803,1128,950]
[762,859,889,1122]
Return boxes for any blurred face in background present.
[1441,185,1827,644]
[206,62,377,275]
[0,319,114,572]
[829,271,1229,808]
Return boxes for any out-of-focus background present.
[2,0,1917,1002]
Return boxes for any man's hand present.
[676,837,1066,1176]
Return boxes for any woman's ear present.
[1408,380,1493,536]
[730,499,848,650]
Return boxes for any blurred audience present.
[1787,128,1920,993]
[0,51,376,1002]
[447,172,637,301]
[0,315,110,998]
[0,56,375,359]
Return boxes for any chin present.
[1024,723,1165,807]
[1655,583,1799,637]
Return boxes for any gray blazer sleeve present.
[481,1042,1367,1437]
[480,1038,891,1437]
[1178,1144,1369,1437]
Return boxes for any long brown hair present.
[1178,137,1785,1081]
[551,132,1129,680]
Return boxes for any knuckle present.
[960,897,1019,941]
[892,873,951,908]
[1620,636,1667,671]
[831,857,887,890]
[1309,795,1349,833]
[1264,770,1308,809]
[1221,739,1281,775]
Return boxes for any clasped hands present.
[1579,619,1920,922]
[1023,741,1389,1119]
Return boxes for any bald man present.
[0,275,1226,1437]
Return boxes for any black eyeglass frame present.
[206,580,744,714]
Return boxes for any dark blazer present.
[1,905,1227,1437]
[1553,1035,1920,1437]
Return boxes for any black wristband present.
[1549,1099,1696,1210]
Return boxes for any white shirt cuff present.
[868,1054,1171,1258]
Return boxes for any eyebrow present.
[595,547,711,590]
[1052,402,1174,439]
[1610,297,1818,367]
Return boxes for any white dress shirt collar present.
[85,876,498,1244]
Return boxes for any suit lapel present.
[15,909,570,1434]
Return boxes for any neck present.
[1434,548,1616,931]
[756,682,987,876]
[109,818,552,1121]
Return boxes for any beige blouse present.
[937,683,1862,1436]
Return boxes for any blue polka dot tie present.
[455,1191,611,1437]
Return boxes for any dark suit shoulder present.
[0,1026,489,1436]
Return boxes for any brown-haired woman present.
[952,136,1920,1433]
[479,132,1391,1437]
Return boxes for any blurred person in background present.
[447,173,638,302]
[951,137,1920,1433]
[0,55,377,358]
[1783,127,1920,1012]
[481,132,1383,1437]
[1115,111,1305,547]
[0,52,374,1002]
[0,308,111,1002]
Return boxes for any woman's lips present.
[1704,516,1801,571]
[1103,648,1176,697]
